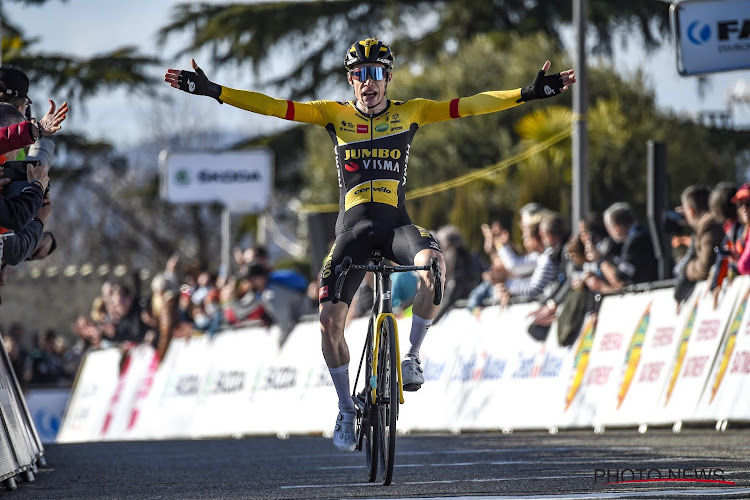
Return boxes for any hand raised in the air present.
[164,58,223,103]
[518,60,576,103]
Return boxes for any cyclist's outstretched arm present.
[164,58,328,126]
[416,60,576,125]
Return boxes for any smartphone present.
[2,160,41,181]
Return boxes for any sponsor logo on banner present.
[664,299,699,405]
[208,370,246,394]
[259,367,297,390]
[617,303,651,408]
[710,287,750,402]
[565,314,596,411]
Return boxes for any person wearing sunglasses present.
[165,37,575,452]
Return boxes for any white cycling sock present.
[407,314,433,359]
[329,364,355,412]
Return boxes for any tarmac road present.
[8,428,750,499]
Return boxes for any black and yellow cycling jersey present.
[219,87,523,235]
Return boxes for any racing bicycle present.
[332,251,442,485]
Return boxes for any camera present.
[1,138,55,198]
[2,159,48,197]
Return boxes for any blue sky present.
[8,0,750,149]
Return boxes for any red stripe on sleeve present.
[285,100,295,120]
[449,98,460,119]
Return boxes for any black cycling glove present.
[177,65,223,104]
[517,69,565,103]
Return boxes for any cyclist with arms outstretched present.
[165,38,575,452]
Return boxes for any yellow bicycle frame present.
[371,313,404,405]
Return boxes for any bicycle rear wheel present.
[377,316,399,485]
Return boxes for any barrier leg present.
[3,477,17,491]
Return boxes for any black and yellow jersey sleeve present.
[220,86,331,126]
[413,88,523,126]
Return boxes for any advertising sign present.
[670,0,750,75]
[159,149,273,213]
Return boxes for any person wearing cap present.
[731,183,750,275]
[0,66,34,113]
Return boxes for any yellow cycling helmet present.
[344,38,395,70]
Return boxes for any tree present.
[158,0,669,100]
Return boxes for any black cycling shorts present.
[318,220,441,305]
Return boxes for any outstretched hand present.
[518,60,576,103]
[38,100,68,136]
[164,58,223,103]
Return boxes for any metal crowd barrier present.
[0,339,45,491]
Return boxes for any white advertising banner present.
[660,280,741,422]
[602,288,695,426]
[56,348,122,443]
[134,336,212,439]
[457,303,562,431]
[561,292,652,428]
[190,328,280,438]
[670,0,750,75]
[159,149,273,213]
[695,277,750,420]
[397,308,473,433]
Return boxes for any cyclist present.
[165,38,575,451]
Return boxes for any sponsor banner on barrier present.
[133,336,212,439]
[602,288,695,426]
[456,303,568,431]
[695,277,750,421]
[101,344,159,440]
[247,323,328,436]
[660,280,741,422]
[189,328,280,438]
[561,292,652,428]
[56,348,122,443]
[397,309,470,433]
[25,388,71,444]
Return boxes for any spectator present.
[586,202,658,294]
[110,282,148,344]
[391,270,418,315]
[5,321,31,387]
[147,273,181,360]
[240,244,310,293]
[494,216,545,278]
[433,225,482,322]
[673,186,725,305]
[731,184,750,276]
[501,211,567,303]
[65,315,103,377]
[224,262,314,344]
[708,182,739,294]
[29,329,64,385]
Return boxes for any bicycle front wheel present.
[364,321,379,482]
[377,315,399,485]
